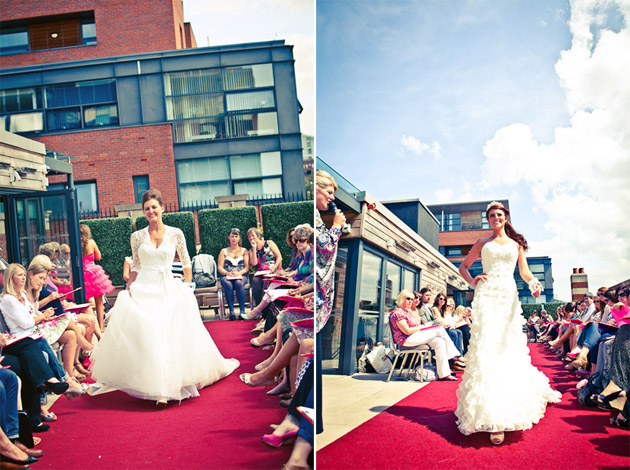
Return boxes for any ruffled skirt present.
[83,259,114,300]
[455,276,561,435]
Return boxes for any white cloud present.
[400,134,442,160]
[481,0,630,299]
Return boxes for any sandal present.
[438,375,457,381]
[250,336,274,348]
[74,361,90,375]
[591,391,626,410]
[40,411,57,422]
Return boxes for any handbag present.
[366,345,393,374]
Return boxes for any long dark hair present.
[486,203,528,251]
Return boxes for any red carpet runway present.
[40,320,291,469]
[317,343,630,470]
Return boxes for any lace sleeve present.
[130,230,142,273]
[173,227,192,269]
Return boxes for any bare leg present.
[285,436,312,469]
[0,428,29,461]
[243,334,299,386]
[65,319,94,351]
[59,330,78,377]
[256,324,284,370]
[289,354,298,396]
[94,296,105,331]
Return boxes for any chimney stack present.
[570,268,589,301]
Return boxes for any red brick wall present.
[184,22,197,48]
[0,0,188,68]
[439,229,491,247]
[38,124,178,211]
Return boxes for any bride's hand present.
[531,284,542,298]
[471,273,487,286]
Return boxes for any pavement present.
[317,372,429,450]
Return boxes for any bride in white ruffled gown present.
[89,189,239,403]
[454,201,560,445]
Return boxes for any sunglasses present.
[229,228,240,234]
[294,238,308,243]
[619,292,628,297]
[404,297,414,301]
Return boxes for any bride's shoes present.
[490,432,504,445]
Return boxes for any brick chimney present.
[570,268,589,301]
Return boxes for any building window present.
[76,181,98,214]
[481,212,490,229]
[357,251,382,353]
[133,175,150,204]
[177,151,284,205]
[444,213,461,231]
[0,27,29,55]
[165,64,277,143]
[0,13,96,55]
[445,246,462,256]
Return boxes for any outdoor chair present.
[218,280,253,319]
[386,319,432,382]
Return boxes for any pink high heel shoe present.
[261,429,298,448]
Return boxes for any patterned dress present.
[315,210,341,333]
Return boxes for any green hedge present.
[135,212,196,259]
[197,206,259,261]
[521,301,565,321]
[83,218,133,286]
[261,201,314,266]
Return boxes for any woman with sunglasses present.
[432,294,464,356]
[390,289,461,381]
[217,228,250,321]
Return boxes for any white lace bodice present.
[130,226,191,273]
[481,241,519,280]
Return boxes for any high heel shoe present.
[12,441,44,458]
[39,381,69,395]
[261,429,298,448]
[570,356,588,370]
[241,309,263,321]
[591,391,625,410]
[251,336,274,348]
[490,432,504,445]
[0,454,38,466]
[64,383,88,401]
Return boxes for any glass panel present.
[226,90,275,111]
[133,175,150,203]
[84,104,118,127]
[81,21,97,45]
[179,181,230,205]
[445,213,461,231]
[173,117,225,143]
[45,84,80,108]
[76,182,98,213]
[357,251,382,364]
[9,112,43,132]
[233,179,262,197]
[177,158,229,184]
[481,212,490,229]
[226,111,277,138]
[223,64,274,90]
[230,154,261,179]
[166,94,223,120]
[165,69,222,96]
[261,151,282,176]
[403,269,416,292]
[0,29,29,54]
[47,108,81,131]
[321,245,348,371]
[45,80,115,108]
[0,116,6,131]
[385,261,401,313]
[1,88,41,113]
[261,177,282,195]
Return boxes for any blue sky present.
[317,0,630,300]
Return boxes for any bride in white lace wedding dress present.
[454,202,560,444]
[89,190,239,403]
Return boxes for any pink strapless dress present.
[83,252,114,299]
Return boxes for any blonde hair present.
[80,224,92,257]
[316,170,338,192]
[454,305,467,318]
[2,263,26,298]
[30,254,53,270]
[395,289,415,308]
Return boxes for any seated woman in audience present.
[279,227,299,275]
[548,302,579,358]
[390,289,463,381]
[247,228,282,307]
[217,228,250,321]
[242,225,312,320]
[569,290,619,374]
[26,262,94,381]
[0,266,85,402]
[432,294,464,356]
[32,255,99,376]
[1,264,88,401]
[453,305,472,354]
[592,286,630,426]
